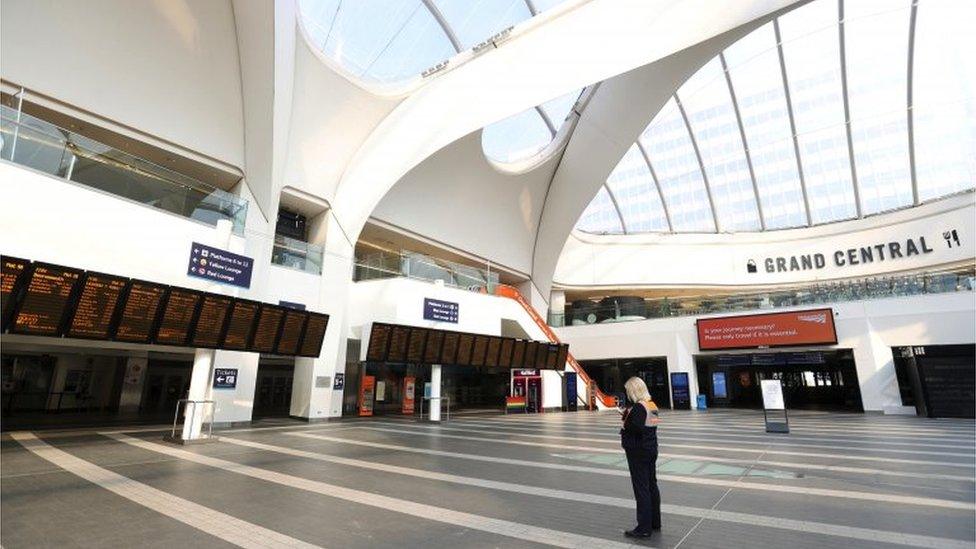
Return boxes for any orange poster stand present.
[402,376,416,414]
[359,375,375,416]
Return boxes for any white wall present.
[556,291,976,412]
[0,0,246,168]
[555,194,975,289]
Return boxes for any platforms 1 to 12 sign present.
[423,298,458,323]
[187,242,253,289]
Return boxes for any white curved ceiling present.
[576,0,976,235]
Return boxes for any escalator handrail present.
[493,284,617,408]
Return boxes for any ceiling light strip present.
[774,19,813,226]
[838,0,863,218]
[636,140,674,232]
[906,0,920,205]
[720,52,765,230]
[602,184,630,233]
[420,0,463,52]
[674,94,720,232]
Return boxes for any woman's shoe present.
[624,529,652,538]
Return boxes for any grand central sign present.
[749,229,961,274]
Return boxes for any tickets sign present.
[697,308,837,350]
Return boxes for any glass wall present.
[1,105,248,235]
[354,243,500,292]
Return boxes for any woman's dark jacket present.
[620,402,658,452]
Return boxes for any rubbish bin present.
[696,394,707,410]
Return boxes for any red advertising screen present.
[696,308,837,350]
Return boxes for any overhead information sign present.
[275,310,308,356]
[155,289,202,346]
[222,299,260,351]
[387,325,410,362]
[1,256,30,330]
[250,305,285,353]
[187,242,253,289]
[12,264,82,336]
[456,333,474,366]
[423,298,459,323]
[697,308,837,350]
[406,328,427,363]
[191,295,232,348]
[423,330,444,364]
[298,312,329,358]
[115,281,167,343]
[67,272,127,339]
[470,335,488,366]
[440,331,459,364]
[366,323,392,361]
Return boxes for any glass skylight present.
[576,0,976,235]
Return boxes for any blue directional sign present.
[213,368,238,390]
[187,242,253,289]
[333,373,344,390]
[423,298,459,323]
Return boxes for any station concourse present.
[0,0,973,547]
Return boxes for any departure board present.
[1,256,30,331]
[11,263,82,336]
[545,343,559,369]
[406,328,428,363]
[366,323,392,361]
[190,294,232,348]
[387,325,410,362]
[440,331,459,364]
[455,333,474,366]
[535,342,549,368]
[524,341,541,368]
[297,312,329,358]
[274,310,308,355]
[114,281,167,343]
[498,338,514,368]
[470,335,488,366]
[511,340,526,368]
[556,344,569,369]
[249,305,286,353]
[482,337,499,367]
[66,272,128,339]
[222,299,260,350]
[154,289,202,346]
[423,330,444,363]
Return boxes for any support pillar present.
[181,348,215,440]
[430,364,442,422]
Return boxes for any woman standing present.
[620,376,662,538]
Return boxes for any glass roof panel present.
[912,0,976,202]
[640,98,715,232]
[724,22,806,230]
[540,89,582,129]
[482,108,554,163]
[680,58,761,232]
[845,1,913,215]
[606,145,669,232]
[299,0,457,83]
[780,1,857,224]
[576,186,624,234]
[434,0,531,50]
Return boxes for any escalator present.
[493,285,617,410]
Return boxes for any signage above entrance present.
[697,308,837,351]
[423,298,459,323]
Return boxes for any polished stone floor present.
[2,409,974,548]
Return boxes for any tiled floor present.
[2,409,973,548]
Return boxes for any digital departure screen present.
[274,309,308,356]
[455,333,474,366]
[222,299,260,350]
[524,341,541,368]
[406,328,427,363]
[298,312,329,358]
[485,337,502,368]
[440,331,459,364]
[66,272,128,339]
[1,256,30,331]
[498,338,514,368]
[511,340,526,368]
[366,323,392,361]
[189,294,232,348]
[545,343,559,369]
[556,344,569,369]
[423,330,444,364]
[387,325,410,362]
[470,335,488,366]
[249,305,286,353]
[154,289,202,346]
[11,263,82,336]
[114,281,167,343]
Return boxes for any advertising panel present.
[359,376,375,417]
[402,376,416,414]
[697,308,837,350]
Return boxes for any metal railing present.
[170,399,216,440]
[550,270,975,327]
[419,396,451,422]
[271,234,324,275]
[0,104,248,235]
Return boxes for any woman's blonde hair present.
[624,376,652,404]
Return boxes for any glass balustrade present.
[0,105,248,235]
[271,234,324,275]
[354,246,499,292]
[550,270,976,327]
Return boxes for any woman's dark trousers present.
[625,448,661,532]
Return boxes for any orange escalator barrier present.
[494,284,618,409]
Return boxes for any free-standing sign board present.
[565,371,578,411]
[359,375,375,416]
[696,308,837,350]
[671,372,691,410]
[760,379,789,433]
